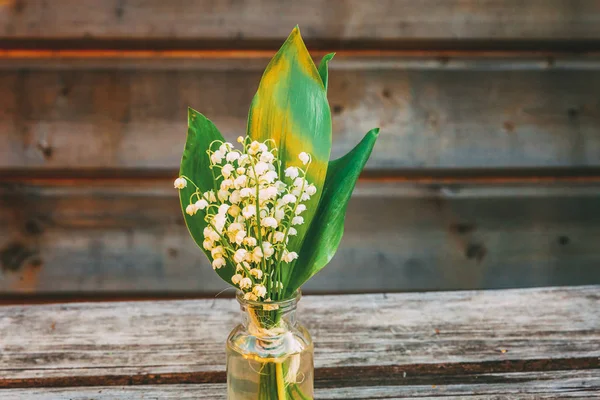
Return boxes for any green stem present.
[292,384,311,400]
[208,165,219,194]
[286,386,295,399]
[179,175,201,192]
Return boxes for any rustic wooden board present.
[3,369,600,399]
[1,181,600,294]
[1,69,600,170]
[1,0,600,40]
[0,286,598,388]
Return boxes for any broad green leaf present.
[317,53,335,91]
[247,26,332,285]
[179,107,235,284]
[284,128,380,296]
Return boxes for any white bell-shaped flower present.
[195,199,209,210]
[239,277,252,290]
[185,204,197,216]
[298,152,310,165]
[260,151,275,163]
[174,177,187,189]
[282,251,298,263]
[226,152,240,162]
[273,231,285,243]
[254,161,269,176]
[212,258,226,269]
[285,167,299,180]
[222,163,234,178]
[261,217,278,228]
[253,284,267,298]
[282,194,297,205]
[233,249,248,264]
[210,150,224,164]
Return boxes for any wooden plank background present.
[1,0,600,297]
[2,0,600,40]
[1,180,599,294]
[1,69,600,170]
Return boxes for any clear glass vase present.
[226,290,314,399]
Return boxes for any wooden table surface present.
[0,286,598,399]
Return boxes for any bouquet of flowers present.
[175,26,378,400]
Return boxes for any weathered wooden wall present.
[2,0,600,40]
[1,0,600,297]
[2,69,600,169]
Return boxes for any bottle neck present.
[237,290,300,337]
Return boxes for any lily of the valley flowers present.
[176,136,315,301]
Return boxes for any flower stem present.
[179,175,201,191]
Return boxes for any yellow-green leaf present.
[247,26,332,284]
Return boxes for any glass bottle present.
[226,290,313,399]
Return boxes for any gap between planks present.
[1,49,600,71]
[3,38,600,52]
[1,357,599,389]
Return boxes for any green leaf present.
[179,107,235,285]
[284,128,380,295]
[246,26,332,285]
[317,53,335,91]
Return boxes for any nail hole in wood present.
[465,243,487,263]
[558,236,570,246]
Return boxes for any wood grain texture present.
[1,0,600,40]
[1,69,600,170]
[1,180,600,294]
[0,286,598,387]
[2,50,600,72]
[3,369,600,399]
